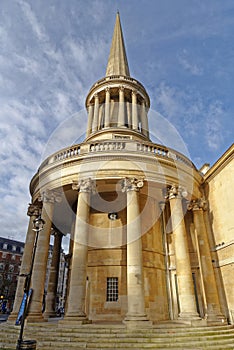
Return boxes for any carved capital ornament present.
[187,198,208,211]
[164,185,188,200]
[121,177,144,192]
[72,178,96,193]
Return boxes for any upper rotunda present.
[85,12,150,141]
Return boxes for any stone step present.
[0,323,233,350]
[1,337,234,350]
[1,340,234,350]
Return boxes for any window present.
[0,263,4,271]
[106,277,118,302]
[3,243,7,250]
[8,265,14,273]
[2,252,6,259]
[11,255,16,261]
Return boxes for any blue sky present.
[0,0,233,244]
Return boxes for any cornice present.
[204,143,234,182]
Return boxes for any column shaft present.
[168,187,199,319]
[44,231,62,318]
[9,204,40,321]
[122,178,150,326]
[141,101,149,137]
[93,94,99,132]
[27,197,54,321]
[86,104,94,137]
[104,88,110,128]
[118,87,125,127]
[65,180,92,323]
[132,91,138,130]
[192,205,225,324]
[126,101,132,128]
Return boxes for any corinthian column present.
[188,198,226,325]
[44,229,63,319]
[166,185,200,321]
[27,190,61,322]
[9,203,41,321]
[122,178,151,327]
[64,178,95,324]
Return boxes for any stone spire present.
[85,12,150,140]
[106,12,130,77]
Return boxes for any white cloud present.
[18,0,48,42]
[178,53,203,76]
[205,101,224,150]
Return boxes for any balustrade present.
[90,141,125,152]
[53,146,80,162]
[38,141,194,170]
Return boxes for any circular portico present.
[10,12,225,327]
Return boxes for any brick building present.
[0,237,24,312]
[0,236,67,314]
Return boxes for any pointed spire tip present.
[106,12,130,77]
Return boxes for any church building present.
[10,13,234,327]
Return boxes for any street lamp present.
[16,215,45,350]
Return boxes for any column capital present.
[38,189,62,204]
[72,178,96,193]
[164,185,188,200]
[27,203,41,217]
[105,87,110,93]
[119,85,125,92]
[94,93,99,100]
[131,89,137,96]
[187,198,208,211]
[121,177,144,192]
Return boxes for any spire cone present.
[106,12,130,77]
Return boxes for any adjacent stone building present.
[10,13,234,327]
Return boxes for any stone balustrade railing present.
[39,140,194,170]
[90,142,125,152]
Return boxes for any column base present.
[27,313,47,323]
[179,311,200,320]
[176,312,207,327]
[60,315,92,326]
[206,313,227,326]
[123,314,152,329]
[178,312,207,327]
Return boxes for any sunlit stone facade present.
[10,13,233,327]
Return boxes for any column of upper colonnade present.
[85,12,150,140]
